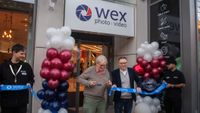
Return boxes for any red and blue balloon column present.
[37,27,75,113]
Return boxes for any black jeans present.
[164,96,182,113]
[1,105,27,113]
[114,99,133,113]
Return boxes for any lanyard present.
[9,64,22,83]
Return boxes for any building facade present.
[0,0,199,113]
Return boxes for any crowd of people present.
[0,43,186,113]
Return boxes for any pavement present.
[68,105,114,113]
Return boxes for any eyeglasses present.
[97,63,106,67]
[119,62,127,64]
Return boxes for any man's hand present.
[106,80,112,87]
[111,84,117,88]
[136,87,142,93]
[167,83,174,88]
[88,80,97,87]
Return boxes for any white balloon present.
[136,95,142,100]
[61,38,75,50]
[145,44,154,53]
[61,26,71,37]
[136,95,143,104]
[150,105,158,113]
[152,98,160,106]
[143,96,153,105]
[143,53,152,62]
[46,27,57,40]
[151,41,159,50]
[140,43,147,49]
[50,36,63,49]
[68,36,75,44]
[42,109,51,113]
[38,107,44,113]
[152,50,162,59]
[157,105,161,111]
[134,103,151,113]
[144,41,149,44]
[58,108,68,113]
[136,98,143,104]
[46,41,51,48]
[137,48,146,57]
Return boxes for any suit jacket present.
[111,67,140,101]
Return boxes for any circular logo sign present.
[76,4,92,21]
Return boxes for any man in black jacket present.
[111,57,141,113]
[0,44,34,113]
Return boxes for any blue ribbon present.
[0,85,31,91]
[109,82,167,96]
[0,85,41,101]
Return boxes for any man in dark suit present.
[112,57,141,113]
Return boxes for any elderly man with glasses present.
[77,55,112,113]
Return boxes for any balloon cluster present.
[133,41,166,91]
[37,26,75,113]
[134,95,161,113]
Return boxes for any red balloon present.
[133,64,145,75]
[63,62,74,71]
[144,72,151,79]
[153,74,160,79]
[158,55,164,61]
[60,70,71,81]
[160,60,166,67]
[151,68,159,76]
[40,68,50,79]
[50,68,61,80]
[157,67,163,73]
[136,57,144,65]
[141,60,149,67]
[59,50,72,63]
[46,48,58,60]
[48,79,59,89]
[145,64,152,72]
[151,59,160,68]
[42,59,51,68]
[51,58,63,69]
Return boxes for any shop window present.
[0,1,33,63]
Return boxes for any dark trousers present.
[164,96,181,113]
[114,99,133,113]
[1,105,27,113]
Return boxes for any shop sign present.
[65,0,135,37]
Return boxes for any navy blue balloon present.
[42,80,49,89]
[41,100,50,110]
[37,89,45,100]
[49,101,60,112]
[60,99,68,108]
[58,81,69,91]
[45,89,56,101]
[58,92,68,101]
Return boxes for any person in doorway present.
[77,55,112,113]
[112,56,141,113]
[162,57,186,113]
[0,43,35,113]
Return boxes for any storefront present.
[0,0,35,65]
[32,0,145,113]
[0,0,148,113]
[149,0,200,113]
[0,0,36,112]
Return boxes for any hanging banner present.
[65,0,135,37]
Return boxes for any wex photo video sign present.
[65,0,135,37]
